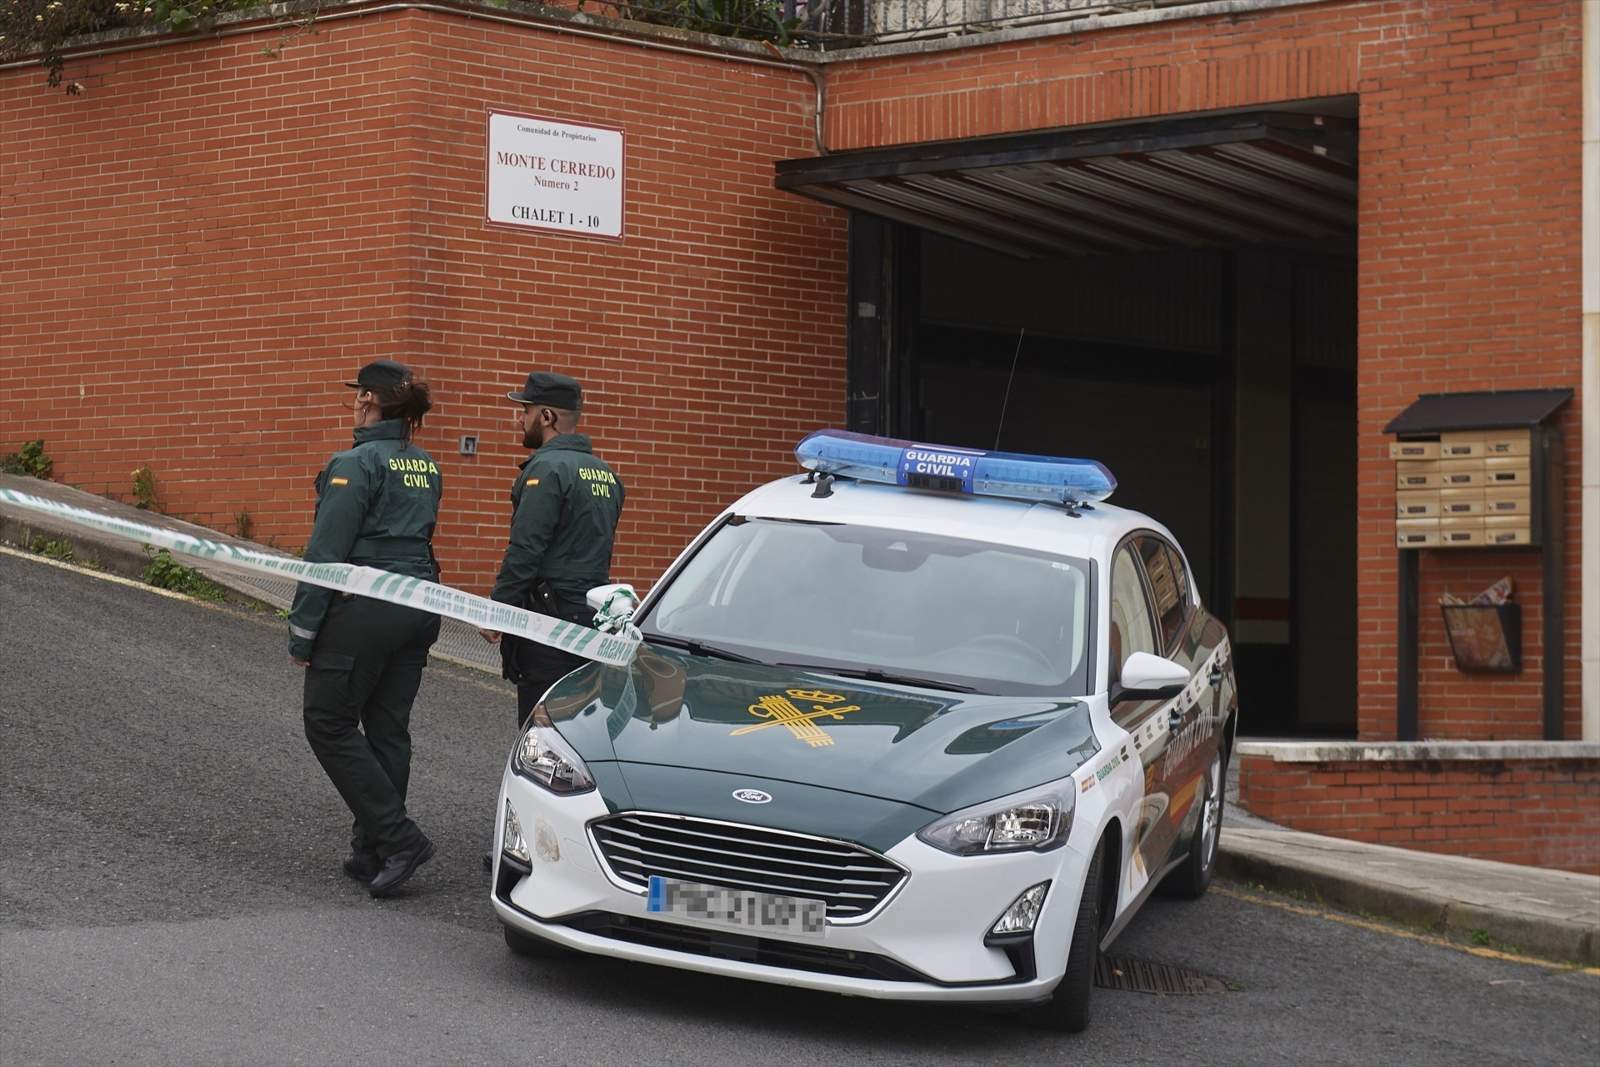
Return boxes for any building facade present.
[2,0,1594,758]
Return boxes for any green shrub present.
[142,548,228,600]
[591,0,801,43]
[2,439,54,479]
[131,465,157,510]
[0,0,318,91]
[3,0,801,96]
[28,536,75,562]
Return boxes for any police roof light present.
[795,430,1116,505]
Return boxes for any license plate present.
[646,876,827,939]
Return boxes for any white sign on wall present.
[486,110,624,239]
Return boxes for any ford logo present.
[732,788,772,805]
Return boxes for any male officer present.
[482,371,625,727]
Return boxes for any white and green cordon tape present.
[0,489,642,668]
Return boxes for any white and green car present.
[490,430,1239,1032]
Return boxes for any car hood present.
[543,644,1098,817]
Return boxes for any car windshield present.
[640,517,1093,697]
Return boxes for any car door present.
[1134,534,1212,867]
[1107,539,1183,893]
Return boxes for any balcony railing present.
[585,0,1215,51]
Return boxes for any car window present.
[1165,543,1192,635]
[1108,543,1158,688]
[1138,535,1190,652]
[642,518,1093,697]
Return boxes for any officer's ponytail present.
[375,377,433,433]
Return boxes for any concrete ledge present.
[1218,826,1600,966]
[0,505,157,584]
[1237,740,1600,762]
[0,475,279,607]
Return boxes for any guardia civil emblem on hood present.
[734,688,862,748]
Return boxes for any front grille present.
[589,813,907,923]
[554,912,928,982]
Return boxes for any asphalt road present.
[2,549,1597,1066]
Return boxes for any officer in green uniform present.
[482,371,625,727]
[289,359,444,898]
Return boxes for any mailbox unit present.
[1382,389,1572,741]
[1391,430,1536,548]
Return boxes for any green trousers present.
[302,595,440,859]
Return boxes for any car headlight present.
[513,703,595,794]
[917,783,1074,856]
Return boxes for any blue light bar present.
[795,430,1116,504]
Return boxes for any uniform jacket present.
[288,419,443,658]
[490,434,624,612]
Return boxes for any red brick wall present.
[2,2,1584,740]
[397,13,844,586]
[1355,0,1581,743]
[822,0,1585,740]
[1238,754,1600,875]
[2,19,421,549]
[0,11,845,594]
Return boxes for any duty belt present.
[349,536,431,558]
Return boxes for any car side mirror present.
[1112,652,1189,703]
[586,583,640,633]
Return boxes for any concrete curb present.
[0,506,275,610]
[1218,832,1600,966]
[0,507,157,583]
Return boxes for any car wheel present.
[1163,750,1223,900]
[503,923,573,959]
[1028,836,1107,1033]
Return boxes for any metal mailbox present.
[1382,388,1571,742]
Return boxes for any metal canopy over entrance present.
[775,112,1356,259]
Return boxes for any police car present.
[490,430,1238,1032]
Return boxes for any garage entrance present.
[777,106,1358,737]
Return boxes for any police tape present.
[0,488,642,668]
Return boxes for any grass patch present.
[29,536,75,562]
[24,535,103,570]
[142,549,228,601]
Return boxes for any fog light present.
[990,881,1050,936]
[502,799,530,865]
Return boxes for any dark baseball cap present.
[507,371,583,410]
[344,359,412,391]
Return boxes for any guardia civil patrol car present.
[490,431,1238,1032]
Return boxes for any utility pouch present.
[500,634,524,683]
[533,579,562,616]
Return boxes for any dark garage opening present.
[777,106,1358,737]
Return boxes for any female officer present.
[288,359,443,898]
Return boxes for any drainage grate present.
[1096,956,1230,995]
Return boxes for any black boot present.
[368,835,435,898]
[343,849,382,883]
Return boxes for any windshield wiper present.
[776,663,976,693]
[644,634,763,664]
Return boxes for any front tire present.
[502,923,573,959]
[1164,750,1223,900]
[1029,837,1107,1033]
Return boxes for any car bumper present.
[490,768,1096,1003]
